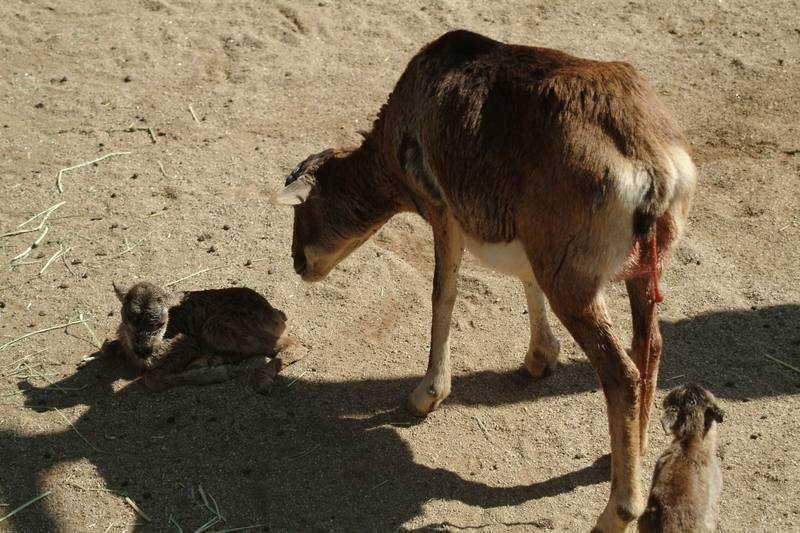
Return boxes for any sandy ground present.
[1,1,799,532]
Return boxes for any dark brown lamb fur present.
[106,281,302,393]
[271,30,697,532]
[638,384,724,533]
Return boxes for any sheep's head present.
[271,148,392,282]
[112,281,177,368]
[660,383,724,440]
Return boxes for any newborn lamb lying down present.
[103,281,304,393]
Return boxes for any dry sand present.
[1,1,799,531]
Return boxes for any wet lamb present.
[638,383,724,533]
[104,281,304,393]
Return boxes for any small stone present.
[110,192,117,198]
[222,224,230,230]
[123,75,132,82]
[38,310,46,316]
[34,102,44,109]
[58,282,69,289]
[207,246,216,253]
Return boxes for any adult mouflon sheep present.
[272,30,696,532]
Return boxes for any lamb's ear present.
[706,404,724,424]
[270,175,317,206]
[660,407,678,435]
[112,282,129,303]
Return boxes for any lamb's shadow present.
[0,352,602,532]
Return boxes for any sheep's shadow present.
[0,351,602,532]
[659,303,800,401]
[1,303,797,531]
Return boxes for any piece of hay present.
[0,491,51,523]
[0,317,89,351]
[1,201,65,238]
[124,496,152,522]
[57,152,131,193]
[164,265,227,288]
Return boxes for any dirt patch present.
[1,1,798,531]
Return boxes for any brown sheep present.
[271,30,696,531]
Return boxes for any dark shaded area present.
[0,353,601,532]
[1,305,797,531]
[659,304,800,401]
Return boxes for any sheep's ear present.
[112,282,129,303]
[660,407,678,435]
[706,404,724,424]
[270,175,317,206]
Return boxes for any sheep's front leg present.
[522,279,560,377]
[409,214,463,415]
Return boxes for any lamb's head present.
[661,383,724,440]
[112,281,177,368]
[270,147,396,282]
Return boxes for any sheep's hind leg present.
[626,276,662,456]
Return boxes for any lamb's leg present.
[626,276,662,456]
[522,279,560,377]
[145,364,232,391]
[142,334,231,391]
[409,214,463,415]
[548,294,643,533]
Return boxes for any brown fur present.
[638,384,724,533]
[107,281,303,393]
[272,30,697,532]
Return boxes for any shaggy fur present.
[107,281,302,393]
[638,384,724,533]
[272,30,696,532]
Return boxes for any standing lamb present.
[638,383,724,533]
[271,30,696,532]
[106,281,303,393]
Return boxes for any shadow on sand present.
[1,304,797,531]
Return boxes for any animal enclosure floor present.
[1,1,799,531]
